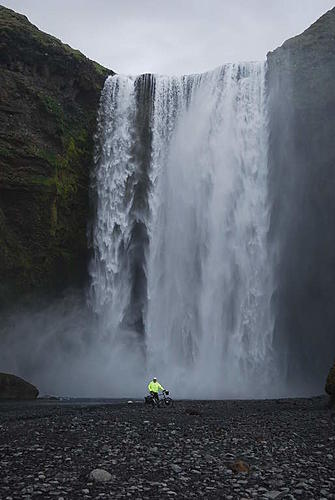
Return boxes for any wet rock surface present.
[267,7,335,391]
[0,397,334,499]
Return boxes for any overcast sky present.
[2,0,335,75]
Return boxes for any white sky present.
[2,0,335,75]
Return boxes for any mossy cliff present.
[0,5,113,303]
[267,9,335,393]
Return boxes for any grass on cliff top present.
[0,5,110,76]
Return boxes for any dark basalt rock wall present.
[267,8,335,391]
[0,6,113,304]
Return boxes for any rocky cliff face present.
[267,8,335,391]
[0,6,112,304]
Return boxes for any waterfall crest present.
[91,63,275,398]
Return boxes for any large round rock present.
[89,469,112,483]
[0,373,39,400]
[326,361,335,409]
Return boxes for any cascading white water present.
[91,62,275,398]
[91,76,136,324]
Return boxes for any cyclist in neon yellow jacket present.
[148,377,164,403]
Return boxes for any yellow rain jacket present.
[148,380,164,393]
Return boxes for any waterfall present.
[91,62,275,398]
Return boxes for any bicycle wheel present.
[164,397,174,408]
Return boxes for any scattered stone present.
[230,460,250,474]
[185,408,202,417]
[204,453,216,462]
[0,397,333,499]
[170,464,182,473]
[264,491,287,499]
[89,469,112,483]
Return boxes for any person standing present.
[148,377,164,404]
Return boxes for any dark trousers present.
[151,391,159,403]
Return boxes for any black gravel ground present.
[0,397,334,499]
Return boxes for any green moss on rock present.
[0,5,114,302]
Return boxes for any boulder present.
[0,372,39,400]
[89,469,112,483]
[170,464,182,473]
[230,460,250,474]
[325,360,335,408]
